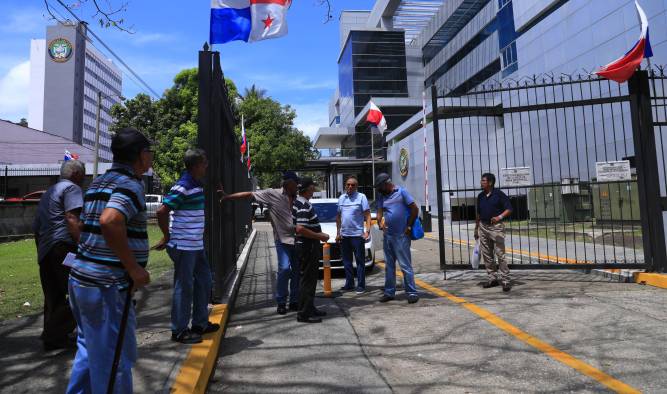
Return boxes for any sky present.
[0,0,376,139]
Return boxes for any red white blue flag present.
[595,1,653,83]
[240,114,247,162]
[366,101,387,133]
[210,0,290,44]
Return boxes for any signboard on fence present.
[500,167,532,187]
[595,160,631,182]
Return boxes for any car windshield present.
[311,202,338,223]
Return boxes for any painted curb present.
[170,229,257,394]
[634,272,667,289]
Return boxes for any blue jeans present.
[341,236,366,290]
[167,247,212,335]
[67,277,136,394]
[275,241,299,305]
[383,233,418,297]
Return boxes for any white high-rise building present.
[29,22,122,162]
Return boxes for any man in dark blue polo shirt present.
[474,173,513,292]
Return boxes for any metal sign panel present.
[595,160,631,182]
[500,167,532,187]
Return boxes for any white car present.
[145,194,163,218]
[310,198,382,270]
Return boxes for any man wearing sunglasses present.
[336,176,371,294]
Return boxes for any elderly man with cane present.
[66,128,152,394]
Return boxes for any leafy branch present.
[44,0,134,33]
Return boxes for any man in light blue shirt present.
[336,176,371,293]
[375,173,419,304]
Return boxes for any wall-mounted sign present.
[596,160,631,182]
[399,148,409,177]
[48,38,73,63]
[500,166,532,187]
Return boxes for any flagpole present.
[371,126,376,202]
[422,90,429,213]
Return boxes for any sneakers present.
[296,315,322,323]
[502,282,512,292]
[355,288,366,294]
[407,295,420,304]
[379,294,394,303]
[171,329,203,344]
[191,322,220,335]
[340,285,355,291]
[277,304,287,315]
[482,279,499,288]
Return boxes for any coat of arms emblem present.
[48,38,73,63]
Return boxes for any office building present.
[29,22,122,162]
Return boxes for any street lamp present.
[94,91,125,178]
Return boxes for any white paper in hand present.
[62,252,77,268]
[471,243,481,270]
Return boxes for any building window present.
[501,41,517,69]
[498,0,511,10]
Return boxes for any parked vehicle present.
[310,198,382,271]
[145,194,163,218]
[252,202,269,220]
[4,190,46,202]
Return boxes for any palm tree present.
[243,84,268,100]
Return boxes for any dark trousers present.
[296,240,319,318]
[340,236,366,290]
[39,242,77,344]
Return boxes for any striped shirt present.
[292,196,321,243]
[163,172,205,251]
[71,163,148,289]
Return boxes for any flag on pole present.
[210,0,290,45]
[240,114,247,162]
[64,150,79,161]
[594,0,653,83]
[246,140,252,178]
[366,101,387,133]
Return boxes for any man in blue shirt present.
[375,173,419,304]
[154,148,219,344]
[33,159,85,350]
[474,173,513,292]
[336,176,371,293]
[67,128,152,394]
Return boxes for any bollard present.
[323,242,332,297]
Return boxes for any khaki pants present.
[478,222,510,284]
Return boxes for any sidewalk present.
[0,271,186,394]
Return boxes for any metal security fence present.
[430,69,667,273]
[198,45,253,299]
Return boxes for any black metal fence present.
[198,45,253,299]
[431,69,667,273]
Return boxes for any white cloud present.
[0,61,30,122]
[291,101,330,140]
[131,32,177,45]
[241,74,336,92]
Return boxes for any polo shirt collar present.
[110,162,141,180]
[180,171,202,188]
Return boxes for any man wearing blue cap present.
[220,171,300,315]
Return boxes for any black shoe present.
[379,294,394,303]
[171,329,203,344]
[277,304,287,315]
[502,282,512,292]
[288,302,299,311]
[340,285,355,291]
[297,315,322,323]
[43,338,76,351]
[407,295,420,304]
[191,322,220,335]
[482,280,499,288]
[312,308,327,317]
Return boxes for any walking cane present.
[107,278,134,394]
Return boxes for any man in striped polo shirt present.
[154,148,218,344]
[67,128,152,394]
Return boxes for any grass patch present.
[0,224,173,321]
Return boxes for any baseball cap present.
[111,127,153,161]
[298,177,317,192]
[374,173,391,188]
[282,171,299,183]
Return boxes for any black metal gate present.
[431,70,667,273]
[198,45,253,299]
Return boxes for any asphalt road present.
[211,222,667,393]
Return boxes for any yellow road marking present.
[377,261,640,393]
[634,272,667,289]
[171,304,229,394]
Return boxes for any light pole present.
[94,92,125,178]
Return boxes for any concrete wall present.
[0,203,38,238]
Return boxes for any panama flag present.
[240,114,247,162]
[366,101,387,133]
[595,0,653,83]
[210,0,290,45]
[64,150,79,161]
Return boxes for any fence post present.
[628,70,667,273]
[3,166,7,199]
[430,84,447,276]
